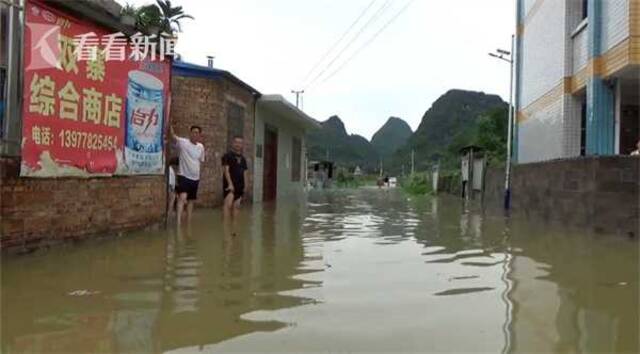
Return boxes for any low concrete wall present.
[484,156,639,236]
[483,167,505,207]
[437,174,462,197]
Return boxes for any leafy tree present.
[474,107,508,165]
[390,90,506,174]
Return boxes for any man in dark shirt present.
[222,136,248,217]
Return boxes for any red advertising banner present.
[21,0,171,177]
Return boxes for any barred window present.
[227,102,244,149]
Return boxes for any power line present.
[303,0,393,89]
[298,0,378,87]
[312,0,414,89]
[303,0,394,90]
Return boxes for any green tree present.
[475,107,508,165]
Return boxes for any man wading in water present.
[170,126,205,226]
[223,136,249,219]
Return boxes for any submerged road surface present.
[2,189,638,353]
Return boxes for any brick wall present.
[483,156,639,236]
[169,75,255,208]
[1,157,166,251]
[0,73,256,252]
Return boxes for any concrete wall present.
[253,107,306,203]
[483,156,639,236]
[170,75,255,207]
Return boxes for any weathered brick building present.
[170,61,259,207]
[1,65,260,252]
[1,0,169,251]
[0,1,262,251]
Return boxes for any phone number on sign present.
[58,130,119,151]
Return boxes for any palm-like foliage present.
[136,0,194,35]
[136,4,161,32]
[155,0,194,34]
[121,3,137,16]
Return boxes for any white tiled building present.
[516,0,639,163]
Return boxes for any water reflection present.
[1,189,637,353]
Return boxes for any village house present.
[1,0,169,250]
[489,0,640,236]
[515,0,639,161]
[170,60,259,207]
[253,95,320,202]
[0,0,319,251]
[171,62,320,206]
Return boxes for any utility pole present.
[291,90,304,108]
[489,35,515,210]
[411,150,415,175]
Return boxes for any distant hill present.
[307,116,379,172]
[391,89,507,172]
[307,90,506,175]
[370,117,413,159]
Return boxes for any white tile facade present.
[523,0,539,16]
[520,0,567,108]
[518,96,566,163]
[562,94,583,157]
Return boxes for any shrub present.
[401,173,433,195]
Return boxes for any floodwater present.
[1,189,638,353]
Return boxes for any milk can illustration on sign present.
[124,70,165,174]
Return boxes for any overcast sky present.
[127,0,515,140]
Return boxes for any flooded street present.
[1,189,638,353]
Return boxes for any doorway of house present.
[263,127,278,201]
[618,74,639,154]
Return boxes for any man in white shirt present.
[170,125,205,225]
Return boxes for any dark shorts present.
[223,182,244,201]
[176,175,199,200]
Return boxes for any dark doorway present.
[620,105,639,155]
[263,127,278,201]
